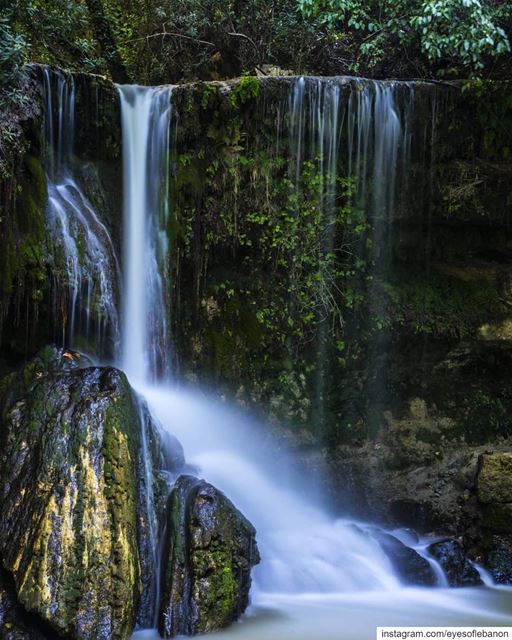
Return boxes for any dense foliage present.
[1,0,511,84]
[299,0,511,76]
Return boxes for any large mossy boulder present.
[158,475,260,638]
[0,347,144,639]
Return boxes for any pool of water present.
[133,587,512,639]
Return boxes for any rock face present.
[374,533,436,586]
[0,567,49,640]
[427,540,482,587]
[0,347,144,639]
[158,475,260,638]
[478,453,512,504]
[485,536,512,585]
[477,453,512,535]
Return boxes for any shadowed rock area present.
[158,475,260,638]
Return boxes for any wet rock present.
[158,475,260,638]
[159,430,186,473]
[477,453,512,504]
[0,567,49,639]
[427,540,482,586]
[485,536,512,585]
[373,532,437,586]
[0,346,144,639]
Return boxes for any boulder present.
[158,475,260,638]
[427,540,482,586]
[0,347,145,639]
[374,532,437,586]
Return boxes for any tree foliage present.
[299,0,511,76]
[0,0,511,84]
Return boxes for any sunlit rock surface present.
[0,347,143,639]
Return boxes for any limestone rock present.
[158,475,260,638]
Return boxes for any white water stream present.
[42,68,120,357]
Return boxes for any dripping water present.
[42,67,120,357]
[288,77,418,436]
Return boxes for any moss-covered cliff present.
[164,76,512,450]
[2,69,512,447]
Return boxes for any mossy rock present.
[477,453,512,504]
[0,347,143,639]
[158,475,260,638]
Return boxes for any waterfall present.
[117,78,443,608]
[288,78,342,433]
[36,68,512,640]
[42,67,120,357]
[117,85,172,384]
[288,77,418,433]
[117,84,173,628]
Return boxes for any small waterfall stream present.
[42,68,512,638]
[42,68,120,357]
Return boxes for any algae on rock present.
[158,475,260,638]
[0,347,144,639]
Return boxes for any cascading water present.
[118,85,172,383]
[288,77,418,433]
[42,67,120,357]
[288,78,342,434]
[116,84,173,629]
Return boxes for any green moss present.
[378,267,503,339]
[23,155,47,207]
[196,551,236,631]
[229,75,260,107]
[201,84,218,109]
[478,453,512,503]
